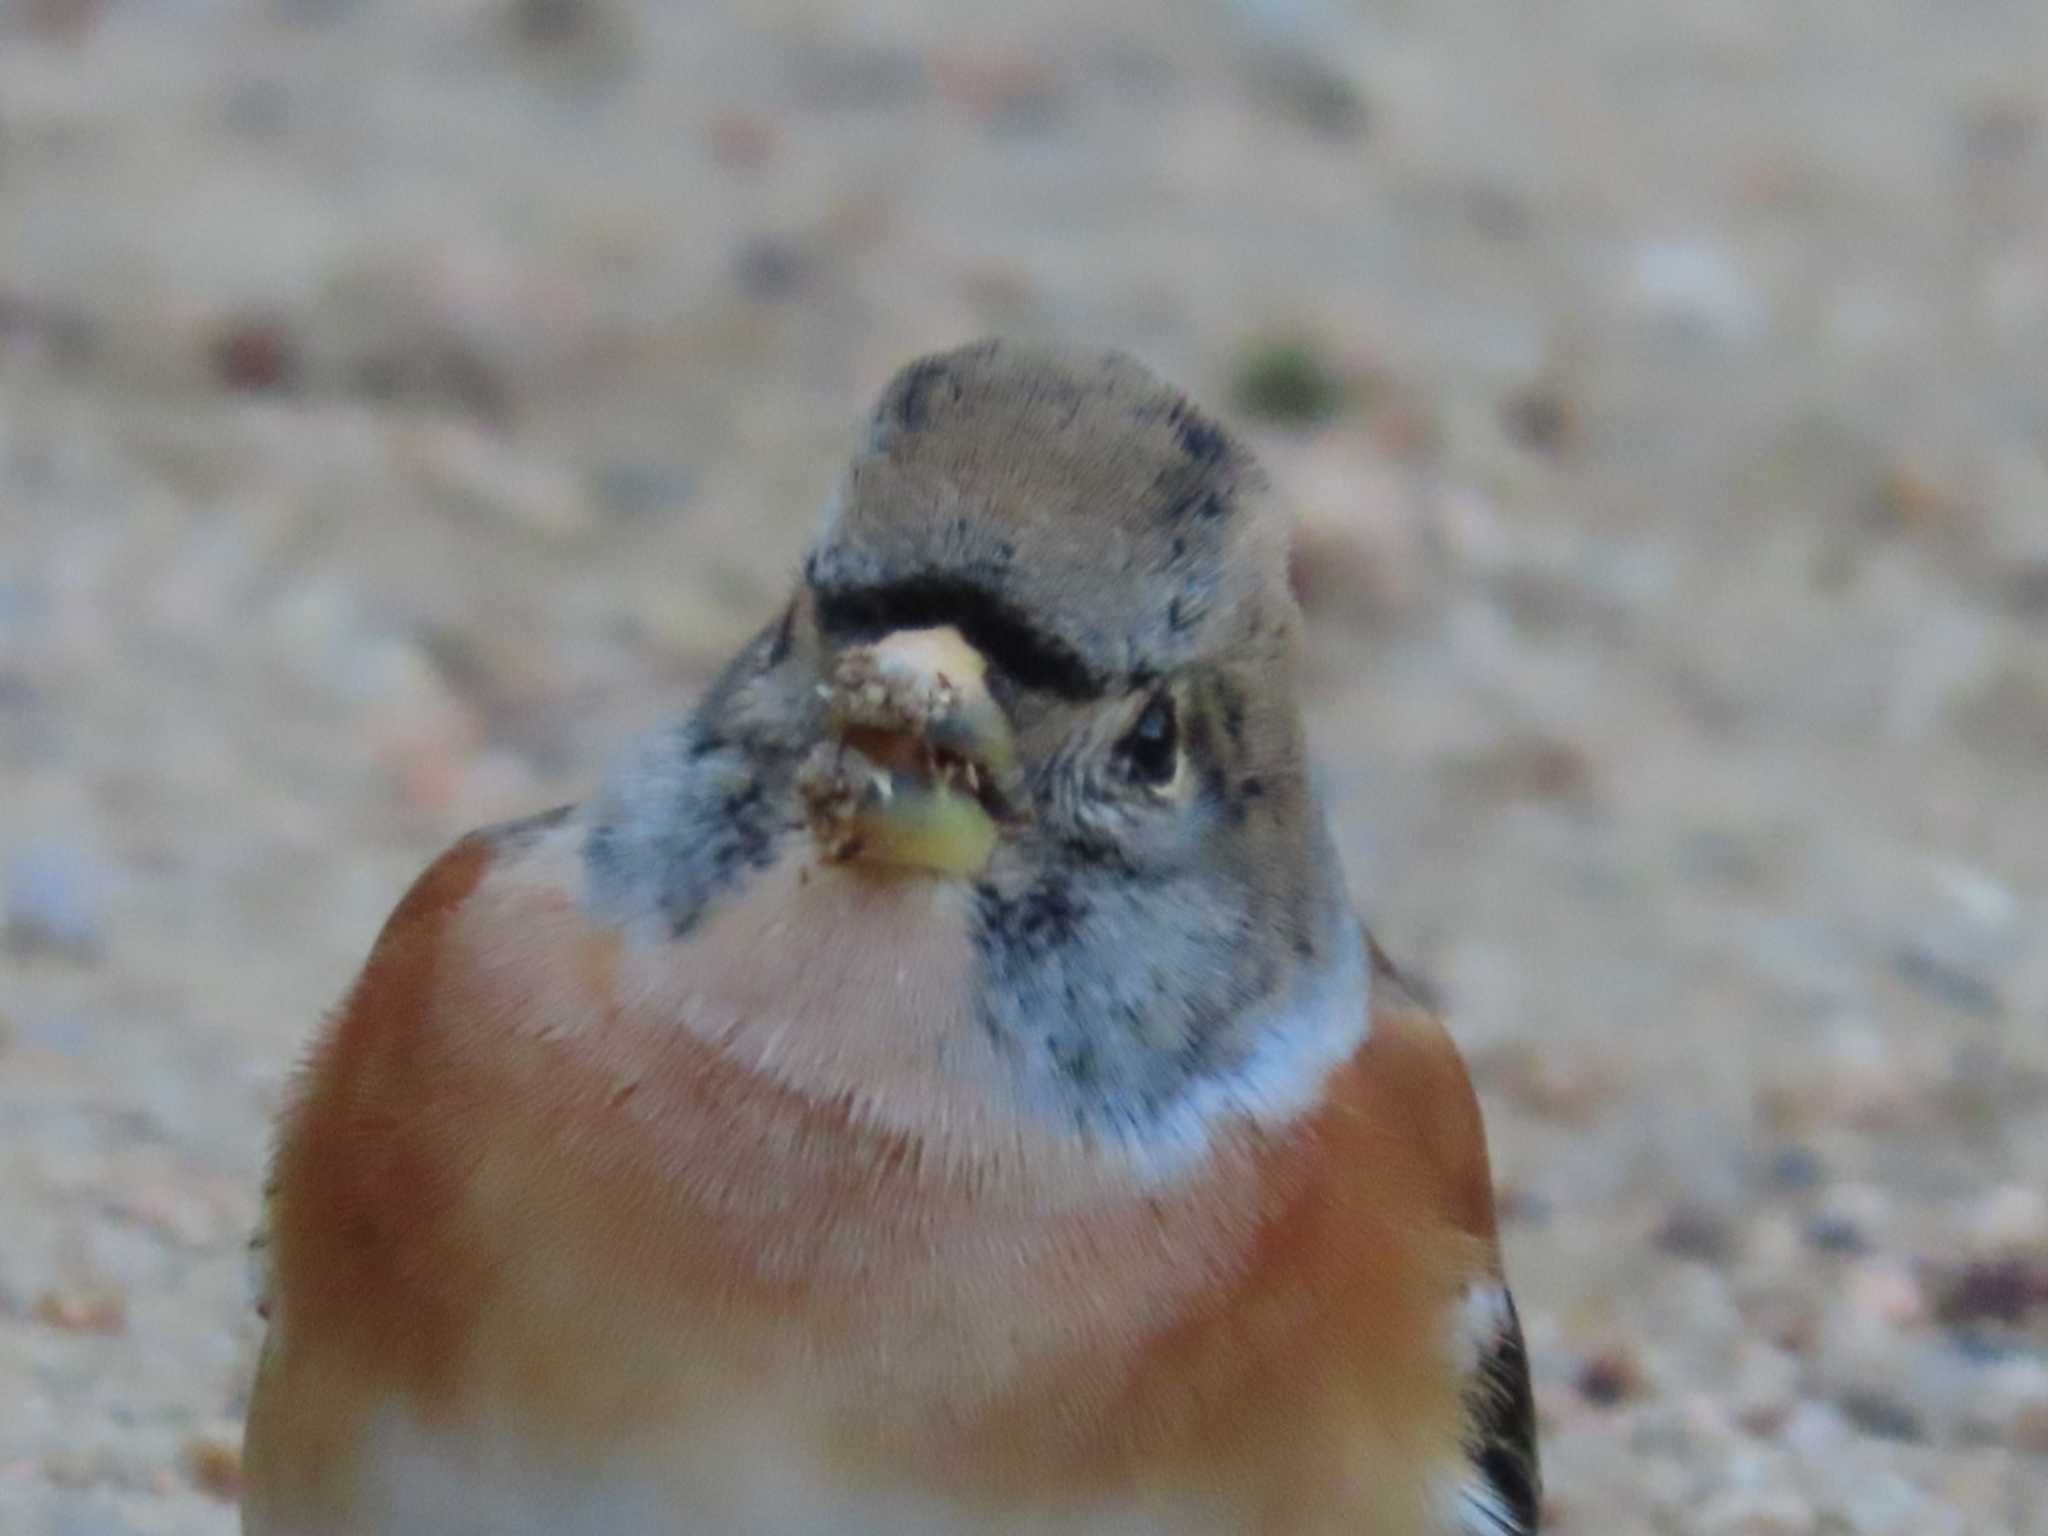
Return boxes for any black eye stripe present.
[812,576,1105,701]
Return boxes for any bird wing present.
[1452,1283,1541,1535]
[241,808,583,1534]
[1365,936,1541,1535]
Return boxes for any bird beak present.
[797,625,1020,877]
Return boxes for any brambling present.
[241,339,1538,1534]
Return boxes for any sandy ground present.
[4,0,2048,1531]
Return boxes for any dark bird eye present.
[1118,692,1180,787]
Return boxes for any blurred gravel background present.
[3,1,2047,1531]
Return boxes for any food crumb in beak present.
[797,625,1020,876]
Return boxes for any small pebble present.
[1253,53,1370,138]
[703,108,781,172]
[1804,1213,1869,1255]
[1624,235,1765,344]
[210,313,302,395]
[4,842,105,958]
[507,0,603,47]
[1890,861,2019,1018]
[1765,1145,1824,1191]
[734,237,808,302]
[350,334,513,424]
[1811,1183,1891,1253]
[1780,1399,1852,1459]
[1501,383,1577,454]
[1762,1299,1821,1357]
[1891,944,2003,1018]
[0,289,96,365]
[1730,1345,1800,1434]
[1655,1203,1738,1266]
[1277,438,1428,623]
[1868,463,1955,530]
[22,0,104,40]
[1450,734,1598,804]
[1936,1257,2048,1326]
[2011,1396,2048,1455]
[1576,1346,1645,1406]
[1842,1255,1928,1330]
[1746,1211,1806,1280]
[2008,561,2048,617]
[1836,1386,1925,1443]
[33,1286,128,1335]
[43,1448,103,1490]
[1957,92,2042,166]
[1945,1325,2014,1364]
[184,1432,243,1502]
[929,48,1062,131]
[1485,1041,1619,1123]
[1367,397,1438,460]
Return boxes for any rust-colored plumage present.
[247,820,1526,1533]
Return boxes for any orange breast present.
[247,820,1500,1533]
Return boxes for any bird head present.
[586,340,1360,1142]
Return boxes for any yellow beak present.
[797,626,1019,877]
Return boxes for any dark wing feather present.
[1458,1286,1541,1533]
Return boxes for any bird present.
[240,338,1538,1535]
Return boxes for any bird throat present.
[614,848,1030,1147]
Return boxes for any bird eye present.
[1117,691,1180,788]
